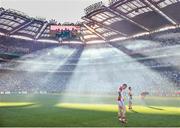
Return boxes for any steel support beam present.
[35,22,48,40]
[143,0,177,25]
[106,7,150,31]
[8,19,34,35]
[82,16,127,37]
[83,23,106,41]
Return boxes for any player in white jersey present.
[117,84,127,123]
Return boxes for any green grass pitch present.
[0,94,180,127]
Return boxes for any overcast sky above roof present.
[1,0,109,23]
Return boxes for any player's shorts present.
[118,100,125,107]
[128,98,132,103]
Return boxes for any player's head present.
[128,87,131,90]
[122,84,127,89]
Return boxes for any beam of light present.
[122,39,159,51]
[56,103,117,112]
[18,46,77,92]
[59,41,178,106]
[0,34,179,108]
[0,46,77,95]
[64,43,175,92]
[117,39,180,71]
[0,102,34,107]
[16,46,76,72]
[55,103,180,115]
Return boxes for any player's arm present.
[118,91,121,97]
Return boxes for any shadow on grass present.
[148,106,164,110]
[129,109,139,113]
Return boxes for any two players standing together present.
[117,84,132,124]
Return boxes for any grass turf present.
[0,94,180,127]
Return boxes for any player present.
[128,87,132,109]
[117,83,127,123]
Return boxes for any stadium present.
[0,0,180,127]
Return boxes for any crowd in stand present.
[136,27,180,47]
[0,35,59,55]
[0,28,180,96]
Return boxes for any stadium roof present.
[0,0,180,44]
